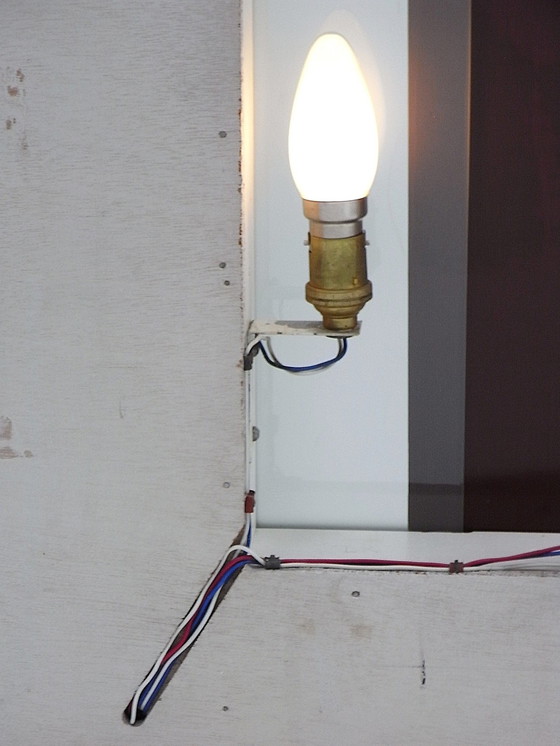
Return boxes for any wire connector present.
[264,555,282,570]
[244,490,255,514]
[243,347,260,371]
[448,560,464,574]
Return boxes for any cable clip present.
[448,559,464,574]
[264,555,282,570]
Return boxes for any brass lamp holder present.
[303,197,372,331]
[243,199,371,370]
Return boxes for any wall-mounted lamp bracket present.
[244,320,361,372]
[248,320,362,338]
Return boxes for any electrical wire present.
[256,336,348,373]
[138,556,254,714]
[462,543,560,568]
[270,544,560,573]
[278,560,450,571]
[125,492,260,725]
[125,489,560,726]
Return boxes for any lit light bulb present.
[289,33,378,202]
[288,33,377,331]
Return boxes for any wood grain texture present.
[134,568,560,746]
[0,1,244,743]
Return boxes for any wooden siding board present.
[156,569,560,746]
[0,1,243,743]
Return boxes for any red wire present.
[463,544,560,567]
[281,558,448,568]
[161,555,250,663]
[281,545,560,570]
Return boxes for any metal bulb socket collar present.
[302,198,373,331]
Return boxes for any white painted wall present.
[250,0,409,529]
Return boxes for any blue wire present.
[133,540,560,719]
[139,557,254,712]
[139,561,248,710]
[258,336,348,373]
[189,559,251,630]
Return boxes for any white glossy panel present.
[251,0,409,528]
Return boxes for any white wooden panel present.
[254,528,560,568]
[250,0,409,529]
[0,1,243,743]
[135,567,560,746]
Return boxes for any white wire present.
[248,510,256,546]
[244,334,266,357]
[464,559,560,572]
[139,542,265,712]
[252,557,560,573]
[264,337,344,376]
[229,543,264,564]
[237,513,252,553]
[262,337,281,364]
[129,540,264,723]
[246,334,345,375]
[139,591,222,709]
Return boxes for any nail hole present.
[219,262,227,268]
[222,706,229,712]
[224,280,230,286]
[223,482,230,488]
[351,591,360,597]
[218,131,227,138]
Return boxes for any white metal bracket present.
[244,320,361,370]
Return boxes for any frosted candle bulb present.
[289,33,379,202]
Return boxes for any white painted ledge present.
[253,528,560,571]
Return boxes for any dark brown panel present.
[464,0,560,531]
[408,0,470,531]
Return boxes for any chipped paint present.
[3,67,27,151]
[0,417,33,458]
[0,416,13,440]
[0,447,33,459]
[0,446,20,459]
